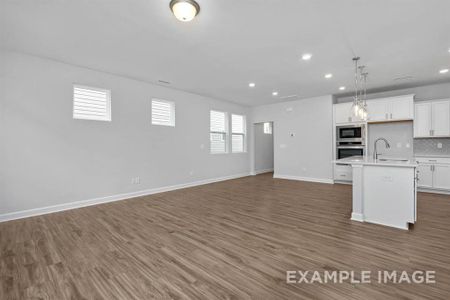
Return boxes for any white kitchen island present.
[334,156,418,230]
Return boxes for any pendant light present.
[350,57,369,121]
[170,0,200,22]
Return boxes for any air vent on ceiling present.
[280,94,298,99]
[393,76,414,81]
[158,80,171,84]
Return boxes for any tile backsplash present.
[414,138,450,156]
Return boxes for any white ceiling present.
[1,0,450,106]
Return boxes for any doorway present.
[254,122,274,174]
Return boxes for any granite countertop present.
[334,156,418,168]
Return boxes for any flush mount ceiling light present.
[439,69,449,74]
[170,0,200,22]
[301,53,312,61]
[339,86,346,91]
[324,73,333,79]
[272,91,278,96]
[248,82,256,88]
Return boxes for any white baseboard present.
[273,174,333,184]
[351,212,364,222]
[417,188,450,195]
[253,168,274,175]
[0,172,251,223]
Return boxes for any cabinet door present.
[366,100,388,122]
[417,164,433,188]
[414,103,432,137]
[431,101,450,137]
[390,97,413,120]
[433,165,450,190]
[334,102,354,124]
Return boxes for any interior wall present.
[0,51,251,216]
[254,123,274,173]
[251,95,334,182]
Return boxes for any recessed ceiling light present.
[249,82,256,87]
[272,91,278,96]
[339,86,346,91]
[170,0,200,22]
[301,53,312,61]
[325,73,333,79]
[439,69,449,74]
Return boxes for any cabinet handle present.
[390,113,393,119]
[429,130,432,136]
[385,113,388,119]
[348,117,352,122]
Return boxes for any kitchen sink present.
[378,158,409,162]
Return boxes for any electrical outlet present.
[189,170,194,176]
[405,143,410,148]
[396,142,402,148]
[131,177,141,185]
[437,143,443,149]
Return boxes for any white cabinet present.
[432,101,450,137]
[433,165,450,190]
[366,100,388,122]
[417,164,433,188]
[416,157,450,191]
[414,100,450,138]
[414,103,432,137]
[334,102,362,124]
[366,95,414,122]
[334,164,352,181]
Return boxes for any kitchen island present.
[334,156,418,230]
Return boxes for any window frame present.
[73,84,111,122]
[263,122,273,134]
[151,98,176,127]
[210,110,229,154]
[231,113,246,153]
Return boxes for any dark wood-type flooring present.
[1,173,450,299]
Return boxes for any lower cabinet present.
[416,157,450,191]
[334,164,352,182]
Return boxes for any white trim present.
[253,168,274,175]
[273,174,333,184]
[351,212,364,222]
[0,172,251,223]
[417,188,450,195]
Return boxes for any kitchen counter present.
[335,156,417,168]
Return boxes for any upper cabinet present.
[366,95,414,122]
[414,99,450,138]
[334,95,414,124]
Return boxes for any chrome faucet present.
[373,137,391,160]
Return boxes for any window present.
[210,110,228,153]
[73,85,111,121]
[152,99,175,126]
[263,122,272,134]
[231,114,246,153]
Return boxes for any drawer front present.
[415,157,450,165]
[334,164,352,181]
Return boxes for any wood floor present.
[1,173,450,299]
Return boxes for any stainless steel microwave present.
[337,124,365,143]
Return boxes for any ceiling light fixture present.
[324,73,333,79]
[350,57,369,121]
[249,82,256,88]
[170,0,200,22]
[439,69,449,74]
[272,91,278,96]
[301,53,312,61]
[339,86,346,91]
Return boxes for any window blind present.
[152,99,175,126]
[264,122,272,134]
[73,85,111,121]
[210,110,227,153]
[232,114,246,152]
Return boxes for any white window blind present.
[263,122,272,134]
[152,99,175,126]
[73,85,111,121]
[232,114,246,153]
[210,110,228,153]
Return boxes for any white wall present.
[0,51,251,217]
[251,95,334,182]
[254,123,273,173]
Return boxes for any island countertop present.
[334,156,418,168]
